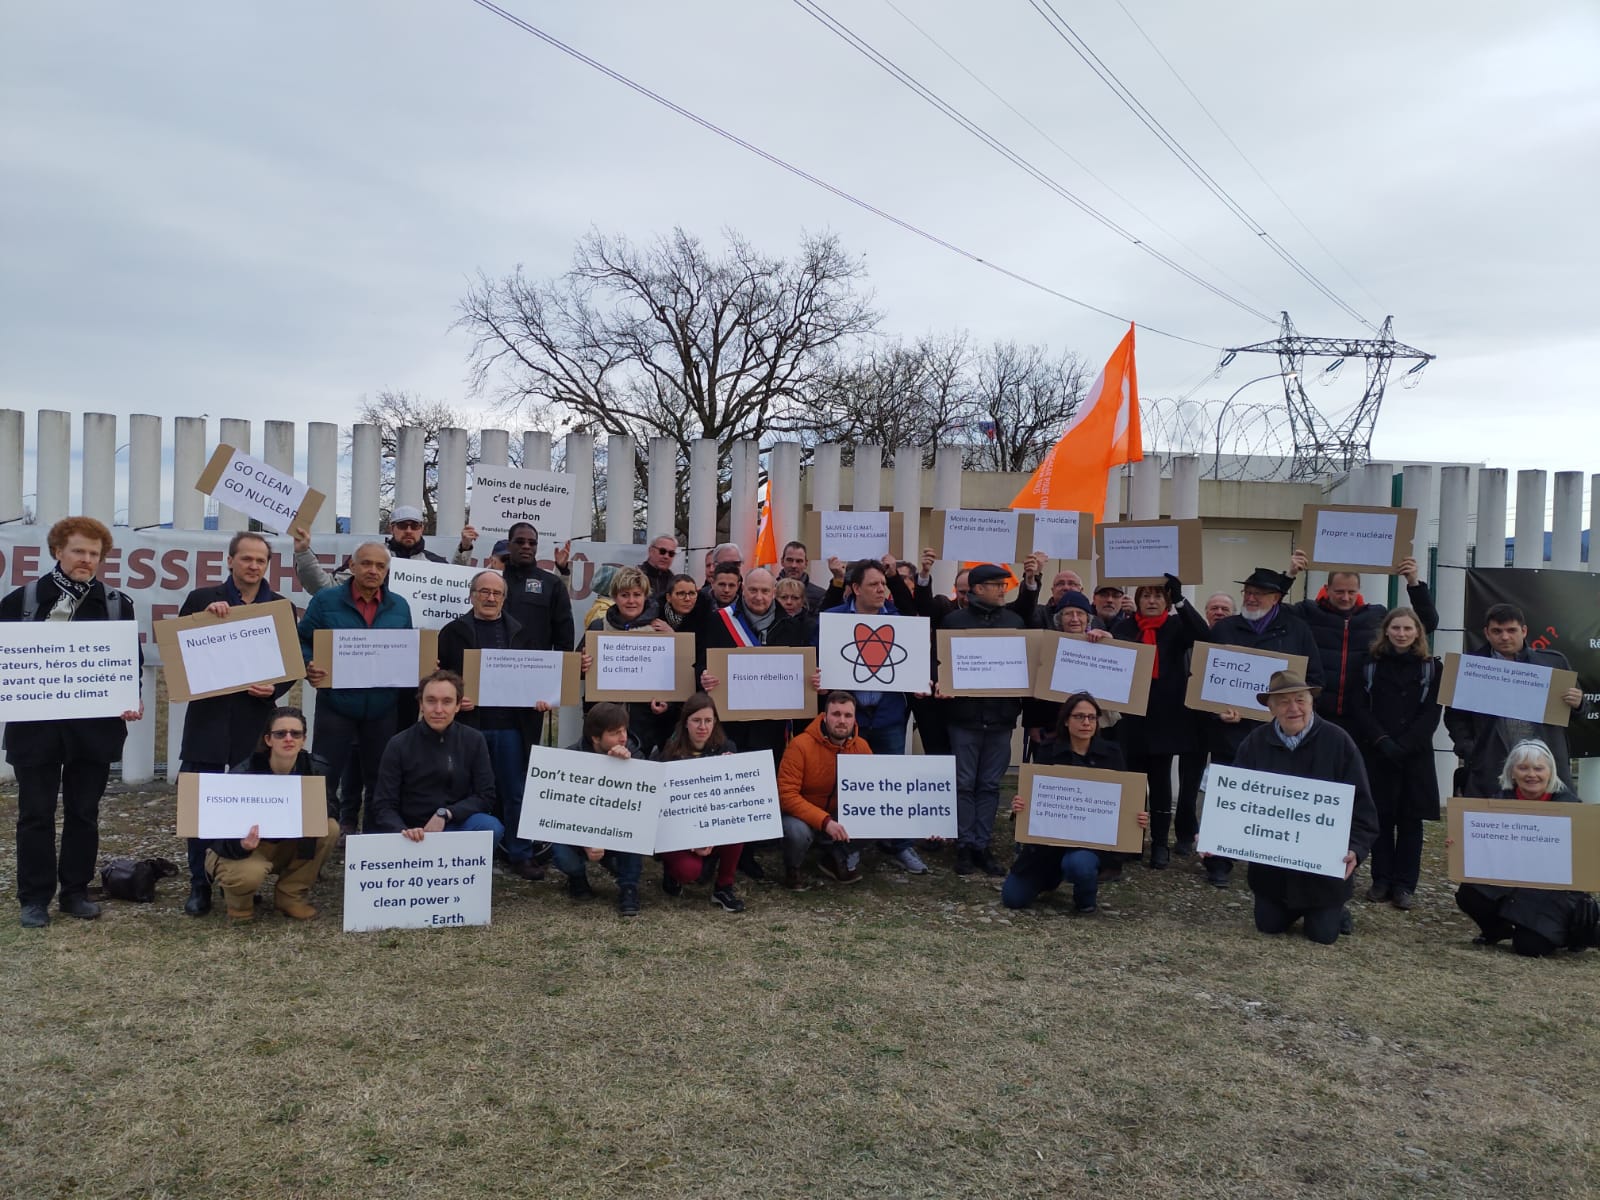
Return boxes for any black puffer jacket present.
[1348,651,1442,822]
[1287,579,1438,722]
[1206,606,1323,764]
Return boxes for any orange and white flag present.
[1010,324,1141,523]
[753,482,778,568]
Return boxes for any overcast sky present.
[3,1,1596,516]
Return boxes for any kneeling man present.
[1230,671,1378,945]
[371,671,505,846]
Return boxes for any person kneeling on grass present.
[652,694,746,914]
[1219,671,1378,946]
[551,702,647,918]
[1003,692,1148,915]
[776,691,880,888]
[1453,739,1600,956]
[209,707,341,922]
[370,670,506,850]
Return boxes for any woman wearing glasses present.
[207,708,339,922]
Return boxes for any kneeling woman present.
[1003,692,1147,914]
[210,707,340,922]
[1455,739,1600,956]
[652,694,746,913]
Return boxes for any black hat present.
[968,563,1010,587]
[1058,590,1094,614]
[1236,567,1293,594]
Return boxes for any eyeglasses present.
[651,545,677,557]
[472,588,505,598]
[509,536,538,546]
[267,729,306,740]
[1068,712,1099,722]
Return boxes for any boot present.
[183,883,213,917]
[58,893,101,920]
[274,892,317,920]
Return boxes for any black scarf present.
[48,564,93,616]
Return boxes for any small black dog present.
[99,857,180,903]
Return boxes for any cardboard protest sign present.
[1033,632,1154,714]
[929,510,1036,564]
[520,745,662,855]
[385,559,483,631]
[469,464,576,541]
[584,631,696,702]
[803,509,906,564]
[1448,797,1600,892]
[310,628,438,689]
[195,443,324,534]
[462,648,582,708]
[1197,763,1354,878]
[1014,764,1147,853]
[654,752,783,853]
[705,646,817,720]
[1094,519,1204,587]
[0,621,141,722]
[1300,504,1418,573]
[935,629,1036,697]
[176,772,328,839]
[1185,641,1309,722]
[1439,652,1578,726]
[1024,509,1095,562]
[154,598,303,702]
[835,754,958,840]
[817,612,932,694]
[342,831,494,932]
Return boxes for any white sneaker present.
[892,847,930,874]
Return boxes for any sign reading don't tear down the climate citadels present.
[835,754,958,840]
[343,831,494,932]
[520,746,662,855]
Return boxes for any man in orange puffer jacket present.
[778,692,873,889]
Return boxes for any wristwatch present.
[434,808,451,823]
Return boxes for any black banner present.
[1464,568,1600,759]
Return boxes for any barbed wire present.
[1139,396,1296,481]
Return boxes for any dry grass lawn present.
[1,780,1595,1200]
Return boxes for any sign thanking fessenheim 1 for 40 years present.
[343,831,494,932]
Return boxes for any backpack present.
[1363,656,1435,705]
[20,577,134,622]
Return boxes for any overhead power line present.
[1026,0,1377,331]
[792,0,1275,323]
[462,0,1224,349]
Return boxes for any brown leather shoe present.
[274,894,317,920]
[783,867,809,892]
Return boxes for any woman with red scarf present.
[1108,573,1209,868]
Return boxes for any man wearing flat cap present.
[1224,671,1378,945]
[937,563,1028,876]
[1204,566,1324,887]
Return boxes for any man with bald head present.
[1033,567,1087,629]
[700,567,813,764]
[298,540,415,833]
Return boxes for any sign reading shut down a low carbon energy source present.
[1198,763,1354,879]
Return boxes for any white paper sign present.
[470,464,577,540]
[1199,646,1288,710]
[835,755,958,840]
[476,649,567,708]
[385,559,483,631]
[1027,774,1124,847]
[0,621,141,722]
[342,831,494,932]
[330,629,421,689]
[215,447,313,533]
[819,511,892,562]
[1049,638,1137,705]
[1028,510,1084,560]
[1461,810,1573,886]
[726,651,806,714]
[948,635,1031,691]
[655,752,783,853]
[817,612,932,694]
[1448,654,1554,724]
[1198,763,1354,878]
[940,509,1018,563]
[175,614,285,696]
[594,636,677,694]
[521,745,661,854]
[195,773,306,840]
[1101,524,1180,580]
[1312,509,1398,568]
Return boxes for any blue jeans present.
[1001,849,1099,910]
[862,721,906,756]
[479,728,532,863]
[948,724,1012,851]
[447,812,505,841]
[551,845,642,887]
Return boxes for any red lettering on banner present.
[195,551,225,588]
[267,553,301,595]
[159,549,190,590]
[125,547,157,589]
[100,548,124,588]
[14,547,41,584]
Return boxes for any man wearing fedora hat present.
[1203,567,1323,887]
[1222,670,1377,944]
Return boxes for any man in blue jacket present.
[298,541,414,833]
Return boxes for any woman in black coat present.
[1348,607,1441,912]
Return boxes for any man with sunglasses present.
[639,534,680,603]
[290,505,475,593]
[501,519,576,664]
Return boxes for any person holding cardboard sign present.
[175,531,295,918]
[1224,673,1377,945]
[208,707,340,922]
[778,692,883,887]
[1452,740,1600,956]
[549,703,647,917]
[4,516,143,929]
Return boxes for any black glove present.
[1163,573,1183,606]
[1378,737,1407,763]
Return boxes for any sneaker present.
[891,847,931,875]
[953,846,977,876]
[711,886,746,913]
[978,851,1004,878]
[1148,844,1170,870]
[1075,903,1098,915]
[617,884,640,918]
[566,872,595,901]
[783,867,810,892]
[661,872,683,898]
[58,893,101,920]
[837,863,863,884]
[1366,881,1391,903]
[19,904,49,928]
[1391,888,1414,912]
[816,853,846,883]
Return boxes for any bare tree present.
[457,227,879,530]
[966,342,1088,473]
[803,334,974,467]
[349,391,504,534]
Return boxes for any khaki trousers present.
[206,819,340,911]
